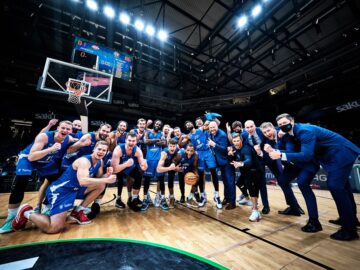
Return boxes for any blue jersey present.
[50,155,102,191]
[119,144,139,175]
[16,131,70,176]
[189,129,210,152]
[146,131,162,160]
[133,128,147,154]
[115,131,127,145]
[162,147,179,167]
[46,155,102,216]
[61,132,96,170]
[78,132,97,156]
[178,149,196,173]
[71,131,83,140]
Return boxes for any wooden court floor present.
[1,183,359,270]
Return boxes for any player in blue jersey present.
[111,131,148,212]
[152,139,180,210]
[177,143,199,206]
[61,123,111,173]
[11,141,116,234]
[142,120,167,207]
[0,120,74,234]
[61,123,112,215]
[35,119,84,213]
[180,120,222,209]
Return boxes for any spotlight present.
[119,12,130,24]
[158,30,168,41]
[86,0,98,11]
[251,5,262,18]
[238,16,248,28]
[103,6,115,19]
[145,25,155,36]
[134,19,145,31]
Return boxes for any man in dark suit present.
[270,113,360,241]
[208,121,236,210]
[260,122,307,217]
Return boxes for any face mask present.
[279,123,292,133]
[72,128,79,134]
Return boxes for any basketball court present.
[1,183,359,269]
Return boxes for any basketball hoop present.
[66,79,90,104]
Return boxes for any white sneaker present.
[249,210,261,222]
[213,196,222,209]
[239,197,252,206]
[198,196,207,207]
[237,194,245,202]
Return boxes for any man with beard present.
[226,121,243,145]
[117,118,151,208]
[11,141,116,234]
[155,139,181,210]
[35,119,83,214]
[260,122,306,216]
[270,113,360,241]
[63,123,112,215]
[180,120,222,209]
[0,120,73,233]
[208,121,235,210]
[111,132,148,212]
[142,120,167,208]
[68,123,112,157]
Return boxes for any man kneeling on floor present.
[12,140,116,234]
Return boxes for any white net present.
[67,90,82,104]
[66,79,88,104]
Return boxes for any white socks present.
[24,210,34,219]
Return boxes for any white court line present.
[0,257,39,270]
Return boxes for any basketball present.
[184,172,199,186]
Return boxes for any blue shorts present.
[144,160,164,177]
[16,158,59,177]
[46,186,87,216]
[197,150,216,172]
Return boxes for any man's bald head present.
[208,121,218,135]
[244,120,256,135]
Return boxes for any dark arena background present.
[0,1,359,269]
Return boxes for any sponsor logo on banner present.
[336,100,360,112]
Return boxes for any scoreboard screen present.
[72,37,133,81]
